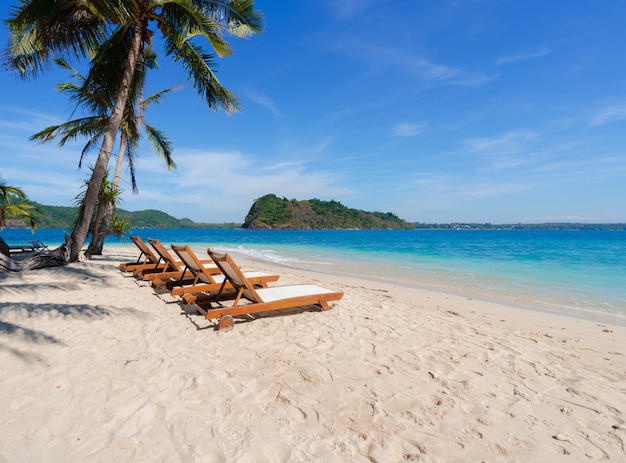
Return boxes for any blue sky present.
[1,0,626,224]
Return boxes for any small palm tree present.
[0,181,37,231]
[0,180,38,258]
[73,169,125,257]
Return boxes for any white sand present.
[1,245,625,462]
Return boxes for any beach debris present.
[612,423,626,430]
[552,433,573,443]
[513,387,530,400]
[0,232,71,272]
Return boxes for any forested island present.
[242,194,414,230]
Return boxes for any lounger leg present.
[217,315,234,331]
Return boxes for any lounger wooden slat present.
[169,244,280,302]
[144,238,219,287]
[119,236,168,273]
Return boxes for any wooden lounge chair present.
[170,244,280,301]
[201,248,343,331]
[146,238,219,287]
[119,235,168,273]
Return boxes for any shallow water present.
[4,228,626,321]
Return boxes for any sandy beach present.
[1,245,625,462]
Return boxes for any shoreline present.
[1,245,625,461]
[5,228,626,324]
[233,245,626,328]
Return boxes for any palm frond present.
[141,84,185,110]
[30,116,107,146]
[123,138,139,194]
[144,124,176,170]
[197,0,264,38]
[169,39,239,113]
[5,0,111,78]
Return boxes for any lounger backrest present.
[30,240,47,249]
[207,248,262,303]
[171,245,216,284]
[147,238,179,271]
[130,235,158,263]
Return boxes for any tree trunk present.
[70,21,144,262]
[89,132,128,256]
[87,230,107,256]
[112,133,127,188]
[0,232,72,272]
[85,201,104,258]
[0,236,10,258]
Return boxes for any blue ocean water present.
[3,228,626,321]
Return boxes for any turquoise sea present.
[4,228,626,322]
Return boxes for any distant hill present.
[4,202,238,229]
[5,200,624,231]
[242,194,415,230]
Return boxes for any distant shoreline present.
[4,223,626,231]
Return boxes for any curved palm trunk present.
[84,200,104,257]
[70,22,143,261]
[86,133,127,256]
[112,133,127,187]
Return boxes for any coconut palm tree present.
[6,0,264,261]
[31,53,181,254]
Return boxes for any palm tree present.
[73,169,129,258]
[31,53,181,255]
[6,1,264,261]
[0,181,37,231]
[0,180,38,257]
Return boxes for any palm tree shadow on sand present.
[0,302,113,360]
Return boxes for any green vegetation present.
[0,181,38,231]
[6,197,624,231]
[242,194,415,230]
[5,201,238,229]
[117,209,184,228]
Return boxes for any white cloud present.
[392,122,426,137]
[333,40,496,89]
[459,182,532,199]
[382,47,458,80]
[589,105,626,126]
[464,130,537,154]
[326,0,375,19]
[495,46,552,65]
[242,87,280,116]
[119,148,352,222]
